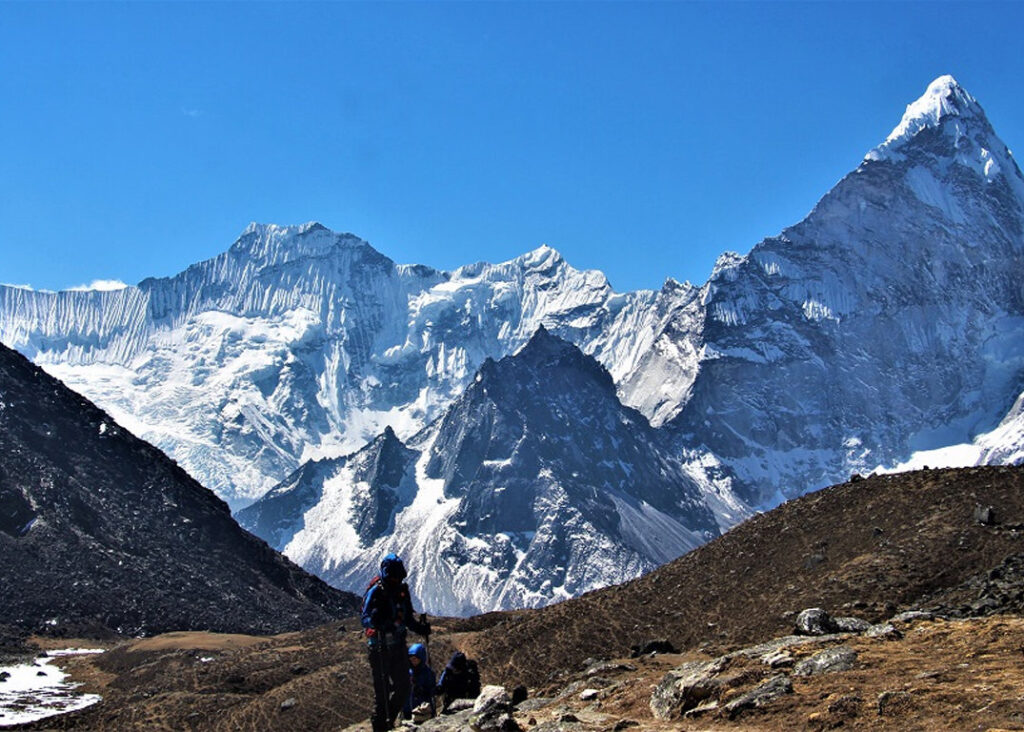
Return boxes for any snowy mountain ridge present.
[1,227,689,505]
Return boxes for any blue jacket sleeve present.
[361,585,379,629]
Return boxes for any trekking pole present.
[420,613,431,668]
[377,629,393,729]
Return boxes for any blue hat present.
[408,643,427,662]
[380,552,407,580]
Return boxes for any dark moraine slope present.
[459,464,1024,687]
[0,342,358,637]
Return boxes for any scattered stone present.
[280,698,297,711]
[630,639,676,657]
[795,608,837,635]
[723,675,793,718]
[579,688,599,701]
[0,671,8,682]
[612,721,638,730]
[865,623,902,640]
[290,664,307,675]
[793,646,857,676]
[760,649,794,668]
[558,713,579,723]
[650,658,726,720]
[974,504,996,525]
[832,616,871,633]
[877,690,913,716]
[36,670,47,677]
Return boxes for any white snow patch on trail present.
[0,654,103,727]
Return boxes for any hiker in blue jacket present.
[404,642,437,721]
[361,553,431,732]
[437,650,482,712]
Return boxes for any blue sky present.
[2,2,1023,293]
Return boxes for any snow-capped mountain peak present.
[885,75,979,143]
[865,76,1017,186]
[229,221,374,266]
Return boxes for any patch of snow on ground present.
[0,656,102,727]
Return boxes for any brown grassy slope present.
[460,465,1024,688]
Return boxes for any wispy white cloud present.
[68,279,130,292]
[0,282,36,290]
[181,107,205,118]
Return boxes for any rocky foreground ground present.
[6,610,1024,731]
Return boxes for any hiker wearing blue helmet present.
[361,553,431,731]
[404,642,437,721]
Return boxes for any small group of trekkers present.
[361,553,481,731]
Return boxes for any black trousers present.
[367,641,411,731]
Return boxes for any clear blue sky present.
[2,2,1023,293]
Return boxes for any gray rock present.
[865,623,902,640]
[974,504,996,525]
[832,616,871,633]
[579,688,599,701]
[723,675,793,718]
[795,608,837,635]
[793,646,858,676]
[759,649,794,668]
[891,611,934,624]
[280,698,297,711]
[470,685,520,732]
[649,658,726,720]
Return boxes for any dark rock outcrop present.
[0,342,358,636]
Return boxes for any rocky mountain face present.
[238,329,725,616]
[0,341,358,636]
[667,75,1024,506]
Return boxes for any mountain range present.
[2,75,1023,613]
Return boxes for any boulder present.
[793,646,857,676]
[649,658,726,720]
[470,685,521,732]
[795,608,837,635]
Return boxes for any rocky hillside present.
[0,342,358,637]
[12,465,1024,731]
[460,464,1024,687]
